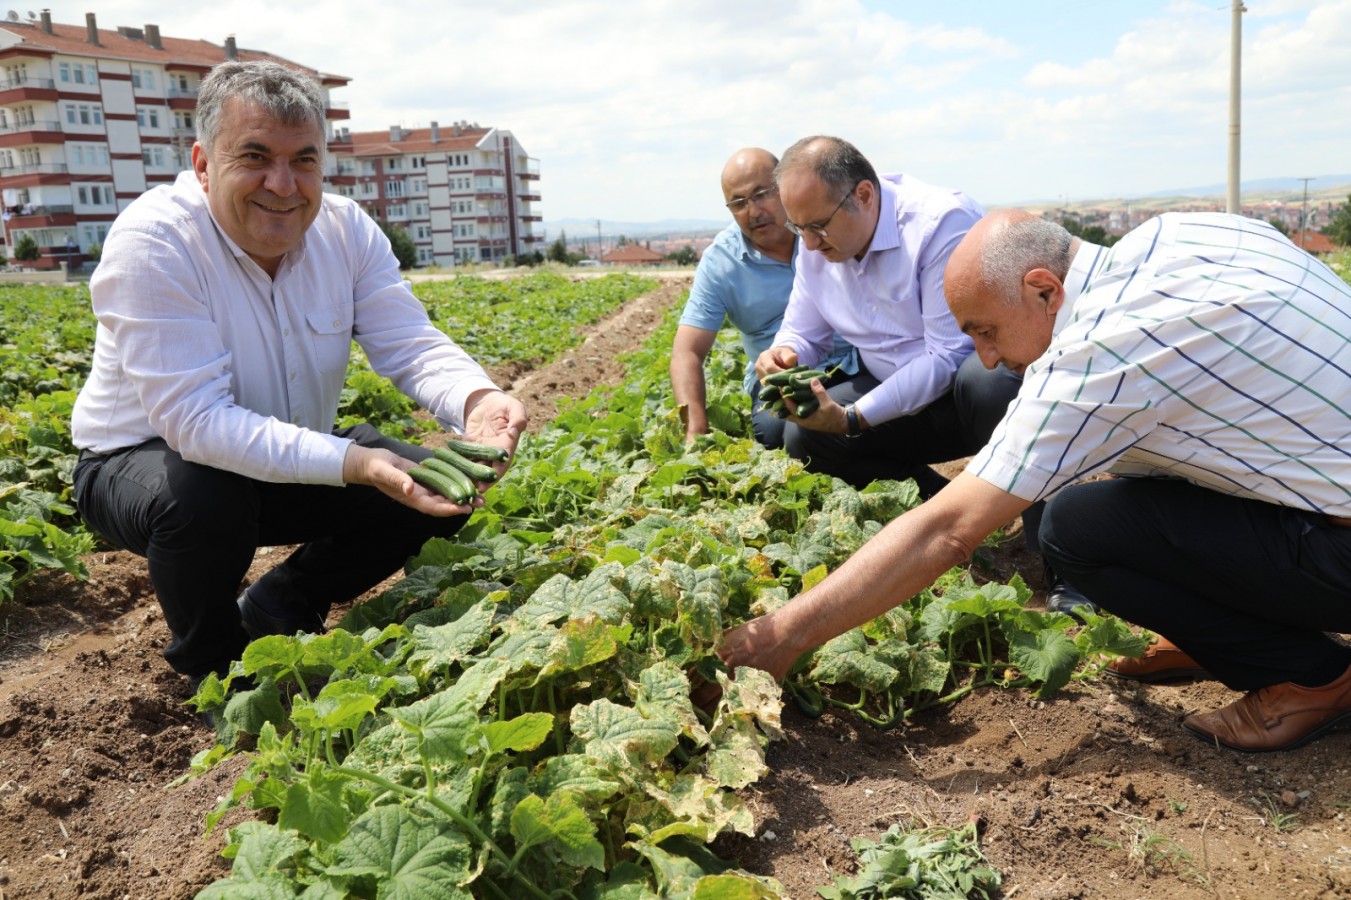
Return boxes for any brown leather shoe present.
[1182,662,1351,752]
[1107,636,1210,683]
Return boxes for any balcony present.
[6,203,76,229]
[475,190,506,201]
[0,119,63,141]
[518,157,540,179]
[0,77,58,105]
[517,192,541,202]
[520,214,543,222]
[167,85,198,100]
[0,162,70,181]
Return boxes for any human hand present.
[691,612,804,709]
[462,390,527,477]
[783,378,848,434]
[343,444,476,517]
[754,346,799,382]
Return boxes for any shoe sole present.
[1182,707,1351,753]
[1106,666,1212,684]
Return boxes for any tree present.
[548,230,571,264]
[13,233,38,263]
[1059,216,1119,248]
[666,244,698,266]
[1323,194,1351,247]
[377,220,417,269]
[1267,217,1289,237]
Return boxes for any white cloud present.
[38,1,1351,217]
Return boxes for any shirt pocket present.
[305,307,355,375]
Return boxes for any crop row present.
[0,273,656,605]
[188,299,1148,897]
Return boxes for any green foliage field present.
[0,272,656,605]
[187,303,1151,898]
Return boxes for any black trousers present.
[783,353,1024,498]
[1039,477,1351,690]
[72,424,464,678]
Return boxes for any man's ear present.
[1024,267,1066,315]
[191,143,208,190]
[854,178,874,209]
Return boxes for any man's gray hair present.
[776,135,880,207]
[196,61,326,154]
[981,218,1074,304]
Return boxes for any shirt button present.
[332,319,341,328]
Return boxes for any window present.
[387,158,403,171]
[386,180,405,197]
[175,111,193,131]
[77,186,87,204]
[132,67,155,90]
[58,62,70,83]
[136,107,161,129]
[65,105,76,125]
[387,203,406,218]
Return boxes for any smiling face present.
[192,98,325,277]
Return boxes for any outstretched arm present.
[717,471,1032,681]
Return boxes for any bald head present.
[946,209,1074,308]
[721,147,793,260]
[721,148,777,193]
[945,210,1076,374]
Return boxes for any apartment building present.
[330,123,541,266]
[0,11,349,269]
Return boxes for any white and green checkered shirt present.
[970,212,1351,514]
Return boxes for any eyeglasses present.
[725,185,778,213]
[785,184,857,239]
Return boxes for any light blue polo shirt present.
[680,222,856,392]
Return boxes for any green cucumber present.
[432,446,500,482]
[762,365,807,387]
[421,458,478,500]
[445,438,509,463]
[795,398,820,418]
[409,466,471,503]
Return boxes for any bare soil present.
[3,276,1349,900]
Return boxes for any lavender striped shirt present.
[970,212,1351,514]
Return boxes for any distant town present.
[553,183,1351,264]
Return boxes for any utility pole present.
[1298,177,1314,250]
[595,218,603,259]
[1226,0,1245,214]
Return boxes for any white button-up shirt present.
[72,172,499,485]
[971,212,1351,514]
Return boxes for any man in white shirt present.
[70,61,526,691]
[718,209,1351,753]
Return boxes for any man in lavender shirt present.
[756,135,1018,499]
[756,137,1091,617]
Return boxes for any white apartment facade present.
[0,11,349,269]
[330,123,542,267]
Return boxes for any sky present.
[40,1,1351,223]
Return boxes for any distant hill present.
[543,217,724,239]
[1141,174,1351,200]
[1015,174,1351,212]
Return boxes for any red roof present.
[0,16,348,83]
[346,125,493,158]
[1290,230,1337,254]
[601,244,665,264]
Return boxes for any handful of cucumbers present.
[407,438,510,503]
[757,364,837,419]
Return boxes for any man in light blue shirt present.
[671,147,855,448]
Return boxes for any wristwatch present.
[845,404,862,437]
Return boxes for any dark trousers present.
[72,424,464,678]
[784,353,1023,498]
[1039,477,1351,690]
[749,379,786,450]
